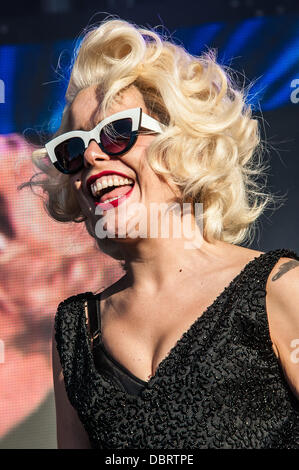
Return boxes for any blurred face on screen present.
[0,134,123,438]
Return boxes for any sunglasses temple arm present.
[32,147,48,157]
[140,113,166,133]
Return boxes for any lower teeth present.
[103,195,122,203]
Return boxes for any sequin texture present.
[54,249,299,448]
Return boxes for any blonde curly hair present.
[20,17,280,246]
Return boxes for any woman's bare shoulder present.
[226,244,265,267]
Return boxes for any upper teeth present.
[90,176,134,198]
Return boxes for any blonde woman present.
[22,18,299,449]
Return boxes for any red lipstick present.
[86,170,135,210]
[94,185,135,210]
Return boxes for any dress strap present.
[85,295,101,349]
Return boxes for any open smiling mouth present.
[89,175,135,209]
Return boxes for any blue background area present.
[0,15,299,134]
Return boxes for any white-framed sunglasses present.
[44,107,165,174]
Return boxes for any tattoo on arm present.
[271,260,299,281]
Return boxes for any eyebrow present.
[67,106,93,133]
[66,118,90,133]
[71,123,100,132]
[67,112,103,133]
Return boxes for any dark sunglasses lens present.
[55,137,85,173]
[100,118,133,154]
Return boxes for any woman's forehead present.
[68,85,147,131]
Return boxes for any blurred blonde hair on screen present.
[21,16,283,248]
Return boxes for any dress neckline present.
[83,250,285,391]
[96,342,149,386]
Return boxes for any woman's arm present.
[52,325,92,449]
[266,257,299,400]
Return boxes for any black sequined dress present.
[54,249,299,448]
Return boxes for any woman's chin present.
[95,231,145,259]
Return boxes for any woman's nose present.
[84,140,109,168]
